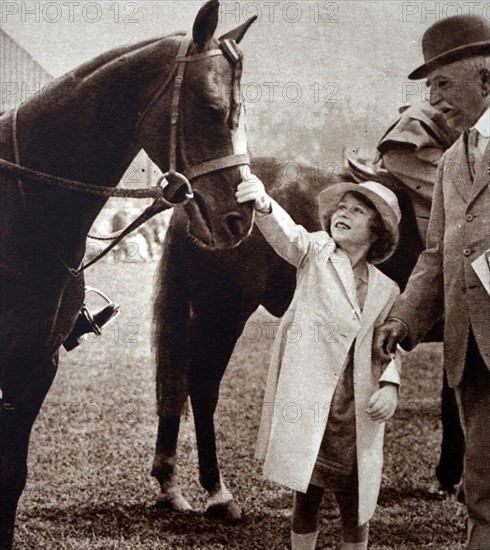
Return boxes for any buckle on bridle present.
[220,39,240,65]
[63,287,120,351]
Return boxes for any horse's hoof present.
[205,499,242,522]
[155,491,193,513]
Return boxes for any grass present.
[14,261,466,549]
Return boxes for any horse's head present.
[138,0,256,250]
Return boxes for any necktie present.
[354,273,367,311]
[468,128,483,172]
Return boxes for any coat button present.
[466,214,474,222]
[463,248,472,257]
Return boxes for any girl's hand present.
[235,174,272,213]
[366,384,398,423]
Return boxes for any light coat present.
[254,200,401,525]
[391,131,490,387]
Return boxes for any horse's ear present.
[193,0,220,46]
[219,15,257,44]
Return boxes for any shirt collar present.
[472,107,490,138]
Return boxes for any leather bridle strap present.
[0,106,192,204]
[187,153,250,180]
[78,198,169,273]
[0,156,177,201]
[164,34,249,185]
[5,106,180,277]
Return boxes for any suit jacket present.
[254,199,401,525]
[390,132,490,387]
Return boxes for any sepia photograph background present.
[1,1,486,548]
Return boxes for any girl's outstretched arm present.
[236,174,329,268]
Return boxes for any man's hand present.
[367,384,398,423]
[374,319,407,363]
[235,174,271,213]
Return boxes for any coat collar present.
[467,138,490,207]
[330,248,362,318]
[328,245,394,331]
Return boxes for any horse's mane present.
[15,31,187,121]
[72,31,185,80]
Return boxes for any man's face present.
[426,59,489,131]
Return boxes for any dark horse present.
[151,155,432,519]
[0,1,257,547]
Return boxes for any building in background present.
[0,28,53,114]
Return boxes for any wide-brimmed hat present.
[409,15,490,80]
[318,181,401,264]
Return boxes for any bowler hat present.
[318,181,401,264]
[409,15,490,80]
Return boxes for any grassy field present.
[15,261,466,549]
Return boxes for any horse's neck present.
[19,36,178,181]
[12,35,179,241]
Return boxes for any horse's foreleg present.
[0,354,58,550]
[192,394,241,521]
[189,319,246,521]
[152,415,192,512]
[0,407,30,550]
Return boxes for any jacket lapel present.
[446,133,473,202]
[467,140,490,207]
[356,266,393,346]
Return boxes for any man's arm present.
[375,158,447,358]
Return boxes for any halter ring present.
[158,171,194,206]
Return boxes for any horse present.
[0,1,257,546]
[150,154,432,521]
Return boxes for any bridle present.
[0,33,250,275]
[135,33,249,190]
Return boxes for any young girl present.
[236,176,403,550]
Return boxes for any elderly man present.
[375,14,490,548]
[376,102,464,499]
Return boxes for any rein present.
[4,106,183,277]
[0,33,249,276]
[0,155,175,201]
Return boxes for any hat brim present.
[409,41,490,80]
[318,182,399,264]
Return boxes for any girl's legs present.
[334,491,369,549]
[291,484,324,549]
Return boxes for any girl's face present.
[330,193,376,251]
